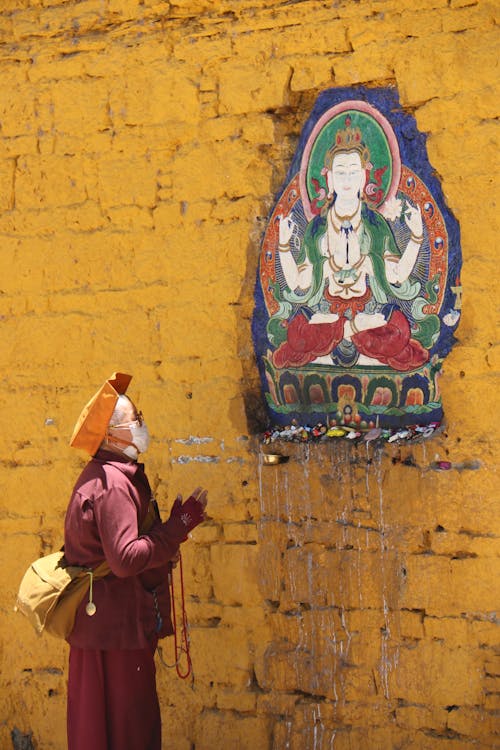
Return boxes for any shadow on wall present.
[11,728,35,750]
[238,88,327,435]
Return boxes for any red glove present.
[168,488,207,537]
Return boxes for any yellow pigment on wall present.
[0,1,498,748]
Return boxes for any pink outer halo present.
[299,100,401,221]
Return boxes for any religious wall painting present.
[252,87,462,440]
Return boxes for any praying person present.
[64,372,207,750]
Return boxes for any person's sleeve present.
[94,487,188,578]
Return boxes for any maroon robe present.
[64,450,188,750]
[67,645,161,750]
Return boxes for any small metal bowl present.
[262,453,289,465]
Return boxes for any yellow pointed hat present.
[70,372,133,455]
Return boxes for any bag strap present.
[139,497,158,537]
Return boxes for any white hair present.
[108,394,132,428]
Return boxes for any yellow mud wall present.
[0,0,498,748]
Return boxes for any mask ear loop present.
[105,431,140,453]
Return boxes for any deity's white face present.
[329,151,366,203]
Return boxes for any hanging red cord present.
[168,552,192,679]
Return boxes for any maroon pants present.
[67,645,161,750]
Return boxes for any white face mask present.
[111,422,150,460]
[129,422,150,454]
[122,445,138,460]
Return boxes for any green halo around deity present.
[303,107,397,214]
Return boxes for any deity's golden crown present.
[325,115,370,168]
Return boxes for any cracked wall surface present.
[0,1,498,748]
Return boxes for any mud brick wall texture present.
[0,1,498,748]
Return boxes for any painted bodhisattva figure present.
[253,89,462,430]
[274,119,429,371]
